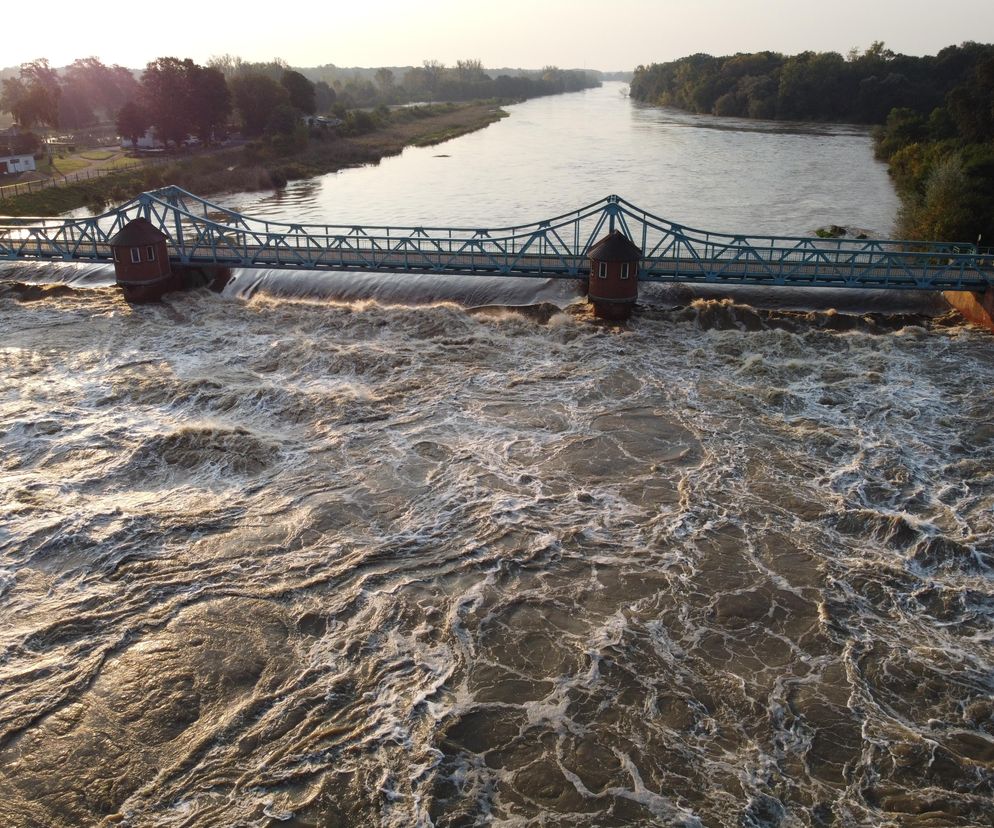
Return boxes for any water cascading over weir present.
[1,185,993,325]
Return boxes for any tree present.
[231,73,289,136]
[189,66,232,144]
[117,101,151,147]
[402,67,430,100]
[60,58,105,127]
[0,130,41,156]
[777,51,850,119]
[422,60,445,101]
[255,57,290,82]
[898,154,974,241]
[61,58,139,123]
[455,59,486,83]
[873,107,927,160]
[58,94,95,129]
[20,59,62,125]
[266,103,299,137]
[848,41,895,72]
[314,81,336,113]
[0,60,61,128]
[217,56,289,83]
[341,77,377,106]
[207,53,246,80]
[108,65,142,119]
[946,55,994,143]
[139,57,230,147]
[280,69,316,115]
[374,67,395,91]
[140,57,197,146]
[1,78,32,126]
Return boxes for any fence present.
[0,156,172,203]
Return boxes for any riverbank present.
[0,103,508,217]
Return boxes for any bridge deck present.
[1,188,992,293]
[5,240,990,292]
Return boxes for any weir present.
[1,185,992,320]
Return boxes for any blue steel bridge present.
[1,185,992,292]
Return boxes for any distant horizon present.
[3,0,993,75]
[0,59,632,75]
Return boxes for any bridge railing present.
[2,186,992,291]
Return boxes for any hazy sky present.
[7,0,994,71]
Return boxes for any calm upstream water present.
[2,84,993,827]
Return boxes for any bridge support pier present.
[108,218,176,303]
[587,230,642,321]
[109,218,232,302]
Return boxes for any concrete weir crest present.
[1,185,992,326]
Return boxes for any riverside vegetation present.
[0,56,597,216]
[0,103,508,216]
[631,42,994,246]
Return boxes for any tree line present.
[297,60,599,108]
[630,42,994,245]
[1,56,600,150]
[871,46,994,245]
[0,56,321,148]
[1,58,139,131]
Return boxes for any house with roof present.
[0,153,36,175]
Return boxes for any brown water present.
[1,86,993,828]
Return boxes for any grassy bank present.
[0,103,507,217]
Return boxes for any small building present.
[587,229,642,320]
[0,154,36,175]
[108,218,176,302]
[121,129,165,150]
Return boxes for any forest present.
[631,43,994,244]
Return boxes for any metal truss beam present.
[0,186,990,293]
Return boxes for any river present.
[1,84,993,827]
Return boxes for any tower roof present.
[108,218,168,246]
[588,230,642,262]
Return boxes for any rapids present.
[1,83,993,827]
[1,283,992,826]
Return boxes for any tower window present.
[620,262,630,279]
[146,246,156,261]
[130,248,141,264]
[598,261,607,279]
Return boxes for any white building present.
[0,154,36,174]
[121,129,165,150]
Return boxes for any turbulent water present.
[2,85,994,828]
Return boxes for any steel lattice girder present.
[0,186,991,291]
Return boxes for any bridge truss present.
[1,186,991,292]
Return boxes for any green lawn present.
[104,156,143,170]
[79,150,117,161]
[50,157,90,174]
